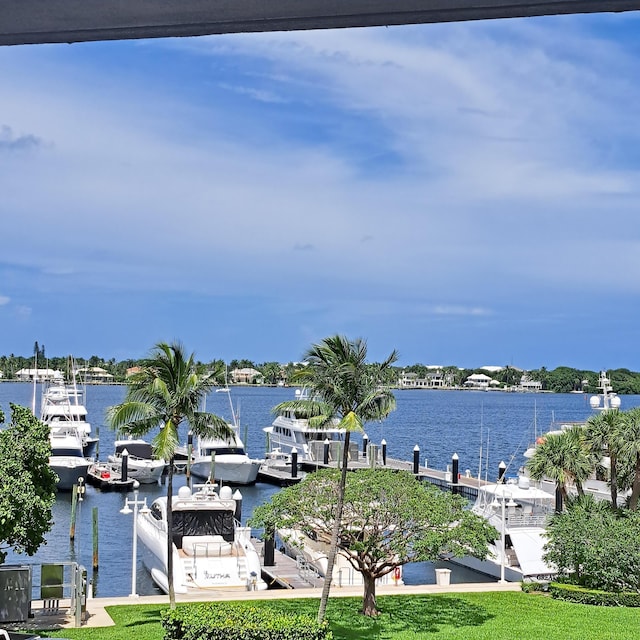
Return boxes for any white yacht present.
[48,423,91,491]
[264,388,345,463]
[40,380,98,457]
[188,428,262,485]
[451,476,556,582]
[137,483,267,593]
[108,439,167,484]
[185,392,262,485]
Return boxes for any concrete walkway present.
[28,581,521,630]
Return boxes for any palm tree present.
[273,335,397,621]
[620,407,640,510]
[584,409,625,507]
[526,425,596,510]
[105,342,232,607]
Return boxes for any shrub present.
[550,582,640,607]
[162,602,333,640]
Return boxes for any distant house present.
[464,373,493,390]
[518,374,542,392]
[75,367,114,384]
[15,368,63,382]
[230,367,263,384]
[126,366,142,377]
[398,368,446,389]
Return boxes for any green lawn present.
[39,592,640,640]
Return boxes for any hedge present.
[161,602,333,640]
[550,582,640,607]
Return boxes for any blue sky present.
[1,13,640,370]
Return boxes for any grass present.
[37,592,640,640]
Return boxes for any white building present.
[463,373,494,390]
[15,368,63,382]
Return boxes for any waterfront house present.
[230,367,263,384]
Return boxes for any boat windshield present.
[202,446,246,456]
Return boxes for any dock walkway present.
[259,452,491,499]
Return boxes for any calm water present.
[3,383,640,596]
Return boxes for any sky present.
[1,12,640,371]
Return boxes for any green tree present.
[544,494,640,591]
[585,409,625,507]
[105,342,232,607]
[0,404,57,563]
[526,426,596,505]
[273,335,397,622]
[259,361,282,385]
[619,407,640,510]
[251,468,496,616]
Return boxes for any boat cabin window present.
[202,446,245,456]
[52,448,84,457]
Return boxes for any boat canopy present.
[509,529,555,578]
[172,510,235,547]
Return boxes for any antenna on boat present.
[478,401,484,481]
[31,349,38,416]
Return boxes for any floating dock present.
[85,463,136,492]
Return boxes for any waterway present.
[2,382,639,596]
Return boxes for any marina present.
[3,382,640,599]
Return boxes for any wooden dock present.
[253,540,324,589]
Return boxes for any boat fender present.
[101,471,110,479]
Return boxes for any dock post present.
[291,448,298,478]
[451,453,459,494]
[323,439,330,465]
[362,433,369,459]
[413,445,420,475]
[498,460,506,483]
[70,483,78,542]
[381,439,387,465]
[121,449,129,482]
[264,528,275,567]
[92,507,99,571]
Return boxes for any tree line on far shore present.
[1,345,640,394]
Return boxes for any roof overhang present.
[1,0,640,47]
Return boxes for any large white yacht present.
[450,476,556,582]
[184,391,262,485]
[188,428,262,485]
[40,380,98,457]
[48,422,91,491]
[264,388,345,463]
[137,482,267,593]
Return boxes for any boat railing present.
[506,513,548,528]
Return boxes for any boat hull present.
[50,456,92,491]
[190,456,260,485]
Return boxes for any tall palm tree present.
[105,342,232,607]
[584,409,625,507]
[620,407,640,510]
[526,425,596,509]
[273,335,397,622]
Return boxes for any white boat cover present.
[509,529,554,578]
